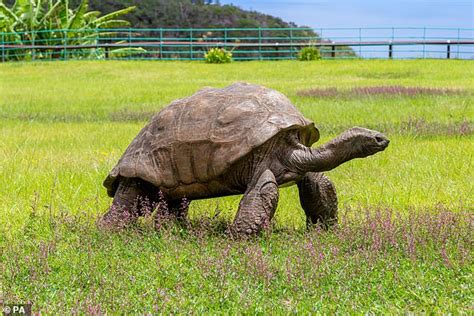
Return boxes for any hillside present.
[71,0,309,30]
[2,0,355,57]
[73,0,354,56]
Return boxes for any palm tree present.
[0,0,137,60]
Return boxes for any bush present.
[204,48,232,63]
[0,0,136,61]
[298,46,321,61]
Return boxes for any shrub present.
[204,48,232,63]
[298,46,321,61]
[0,0,135,61]
[109,47,147,59]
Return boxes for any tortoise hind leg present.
[230,169,279,236]
[100,178,157,229]
[297,172,338,229]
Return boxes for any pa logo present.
[2,304,32,316]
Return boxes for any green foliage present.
[0,0,135,60]
[1,0,357,61]
[298,46,321,61]
[108,47,147,59]
[204,47,232,63]
[69,0,300,30]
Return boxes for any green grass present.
[0,60,473,313]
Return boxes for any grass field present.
[0,60,473,313]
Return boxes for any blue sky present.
[219,1,473,58]
[220,0,473,29]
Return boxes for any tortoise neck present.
[291,133,356,173]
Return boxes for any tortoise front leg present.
[297,172,338,229]
[230,169,279,236]
[100,178,157,229]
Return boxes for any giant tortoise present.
[101,82,389,234]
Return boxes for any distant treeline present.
[69,0,309,30]
[2,0,355,58]
[68,0,355,57]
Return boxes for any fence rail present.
[1,27,473,62]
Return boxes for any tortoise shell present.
[104,82,319,196]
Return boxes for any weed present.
[204,48,233,63]
[298,46,321,61]
[2,207,471,313]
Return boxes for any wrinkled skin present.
[100,83,390,235]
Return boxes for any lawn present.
[0,60,472,313]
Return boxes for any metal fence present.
[1,27,473,62]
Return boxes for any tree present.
[0,0,136,60]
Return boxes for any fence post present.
[63,30,67,60]
[32,31,36,61]
[446,40,451,59]
[422,27,426,58]
[159,28,163,60]
[189,29,193,60]
[258,27,262,60]
[1,33,5,62]
[331,44,336,58]
[457,28,460,58]
[128,28,132,60]
[224,28,227,48]
[95,29,99,60]
[289,29,293,59]
[391,28,395,59]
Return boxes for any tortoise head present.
[288,126,390,174]
[342,127,390,158]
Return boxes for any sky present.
[220,0,473,29]
[220,0,473,58]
